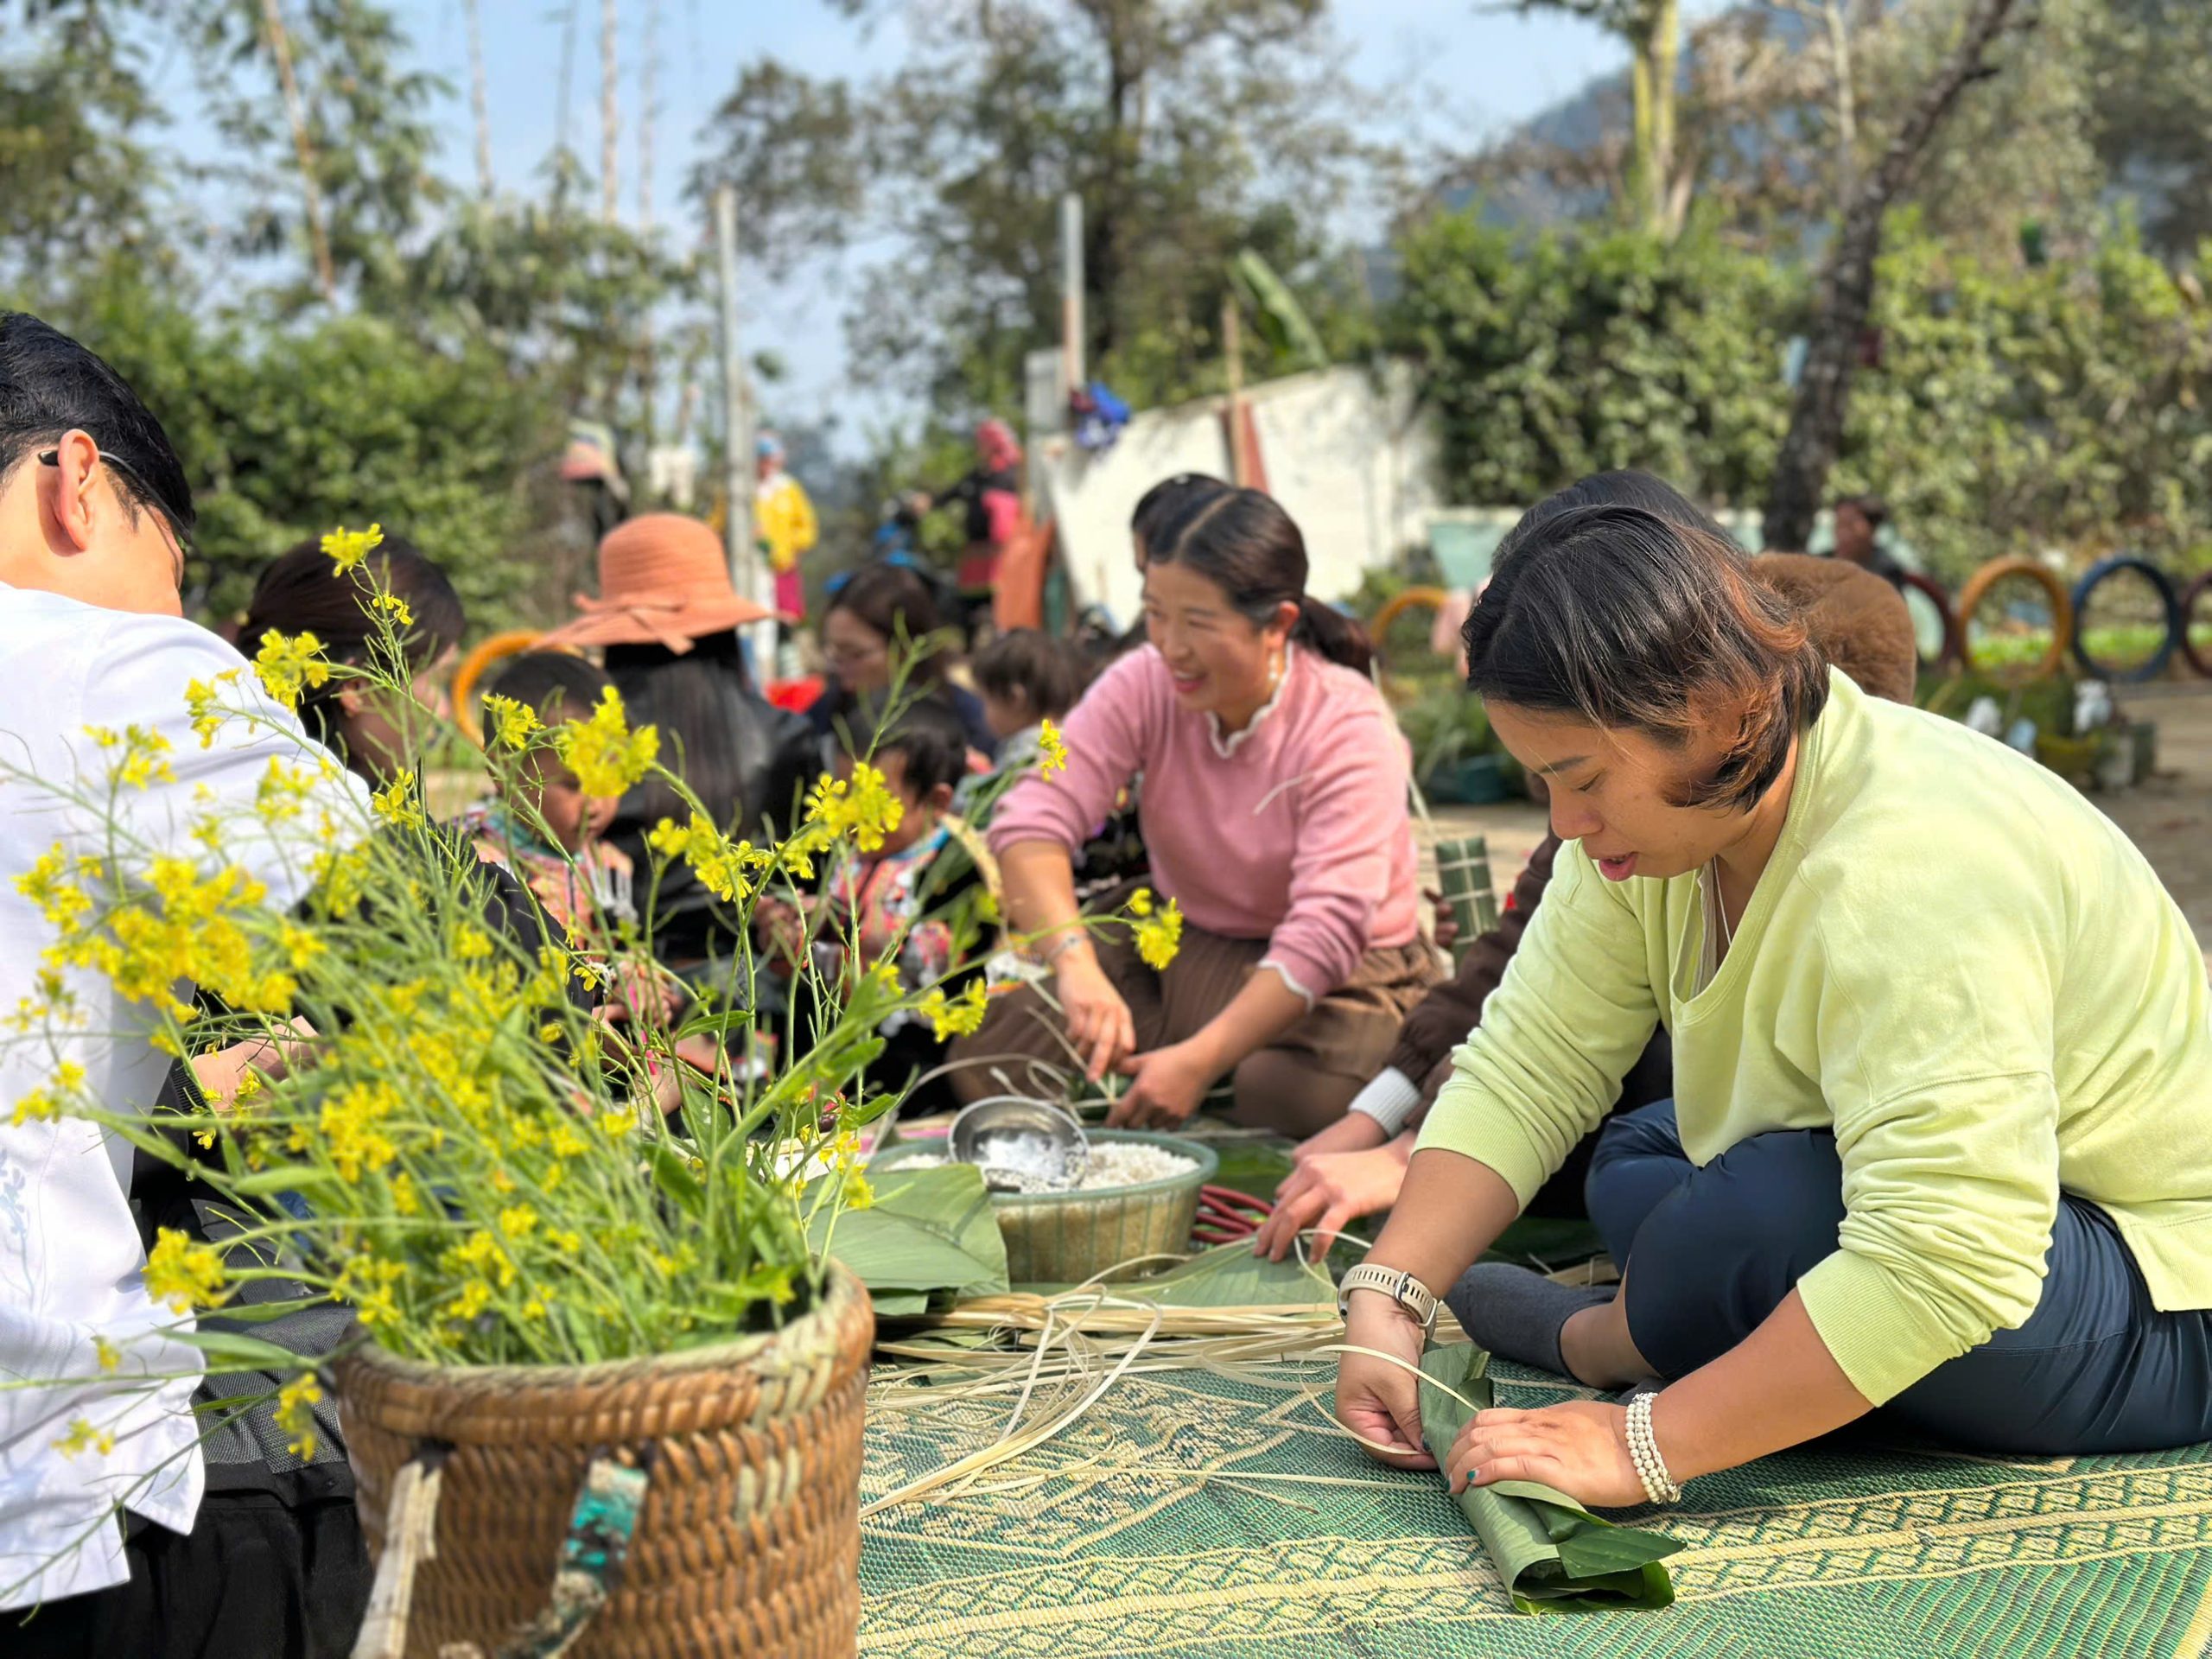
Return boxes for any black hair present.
[1145,486,1372,676]
[823,561,957,690]
[238,534,467,741]
[0,311,194,532]
[485,651,614,726]
[1463,471,1827,812]
[1835,493,1889,532]
[1130,474,1230,563]
[844,695,970,798]
[602,629,786,830]
[972,628,1084,723]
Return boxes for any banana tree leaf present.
[814,1163,1009,1306]
[1417,1343,1683,1613]
[1230,249,1328,368]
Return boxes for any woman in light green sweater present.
[1334,477,2212,1510]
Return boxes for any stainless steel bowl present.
[948,1096,1090,1192]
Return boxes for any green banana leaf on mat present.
[1417,1343,1684,1613]
[1014,1241,1337,1307]
[813,1163,1011,1317]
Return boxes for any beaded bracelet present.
[1624,1391,1682,1506]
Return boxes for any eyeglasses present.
[40,445,195,579]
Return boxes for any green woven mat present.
[857,1355,2212,1658]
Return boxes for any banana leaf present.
[1417,1343,1683,1613]
[1230,250,1328,368]
[813,1164,1010,1309]
[1008,1240,1336,1308]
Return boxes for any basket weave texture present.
[335,1263,874,1658]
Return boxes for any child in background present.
[757,697,987,1112]
[466,652,634,940]
[970,628,1084,776]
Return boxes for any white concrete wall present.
[1033,365,1443,629]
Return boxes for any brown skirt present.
[950,884,1442,1136]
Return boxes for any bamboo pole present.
[465,0,494,198]
[600,0,620,224]
[257,0,335,302]
[1223,296,1245,487]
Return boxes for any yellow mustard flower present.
[1135,894,1184,971]
[87,725,176,790]
[918,980,990,1043]
[275,1372,323,1459]
[1038,716,1068,775]
[252,630,330,710]
[371,773,425,831]
[550,686,659,799]
[143,1227,227,1313]
[320,522,384,575]
[92,1335,121,1372]
[804,762,905,853]
[183,673,240,748]
[481,694,541,751]
[371,591,412,627]
[52,1417,116,1457]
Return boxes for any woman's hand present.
[1107,1040,1212,1128]
[1425,886,1460,954]
[1057,950,1137,1080]
[1256,1136,1412,1261]
[1292,1109,1389,1165]
[1335,1294,1434,1469]
[1445,1401,1646,1510]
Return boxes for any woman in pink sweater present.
[951,489,1439,1135]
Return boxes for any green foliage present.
[26,264,556,626]
[1394,206,2212,578]
[1389,212,1797,512]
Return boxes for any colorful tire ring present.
[2069,556,2183,683]
[2177,570,2212,679]
[1895,570,1964,670]
[1954,556,2074,680]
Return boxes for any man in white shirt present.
[0,313,369,1651]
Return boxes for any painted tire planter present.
[335,1263,874,1658]
[1955,556,2073,680]
[2069,556,2182,683]
[874,1129,1218,1284]
[2177,570,2212,679]
[1895,570,1963,669]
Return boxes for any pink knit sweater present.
[988,645,1422,1001]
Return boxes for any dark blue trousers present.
[1586,1100,2212,1454]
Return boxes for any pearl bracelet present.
[1624,1391,1682,1506]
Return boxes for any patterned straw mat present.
[858,1355,2212,1658]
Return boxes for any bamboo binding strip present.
[336,1264,874,1659]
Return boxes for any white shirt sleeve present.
[1347,1065,1424,1135]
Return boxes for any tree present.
[2080,0,2212,259]
[1760,0,2023,552]
[1499,0,1683,236]
[692,1,1388,422]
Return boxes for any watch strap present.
[1337,1262,1440,1334]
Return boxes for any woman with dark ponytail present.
[1332,474,2212,1514]
[952,486,1439,1136]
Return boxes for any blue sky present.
[167,2,1667,442]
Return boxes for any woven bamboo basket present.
[874,1129,1217,1283]
[335,1262,874,1659]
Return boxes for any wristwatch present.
[1337,1262,1440,1336]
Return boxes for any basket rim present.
[332,1257,868,1393]
[870,1127,1218,1206]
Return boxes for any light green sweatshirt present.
[1418,670,2212,1404]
